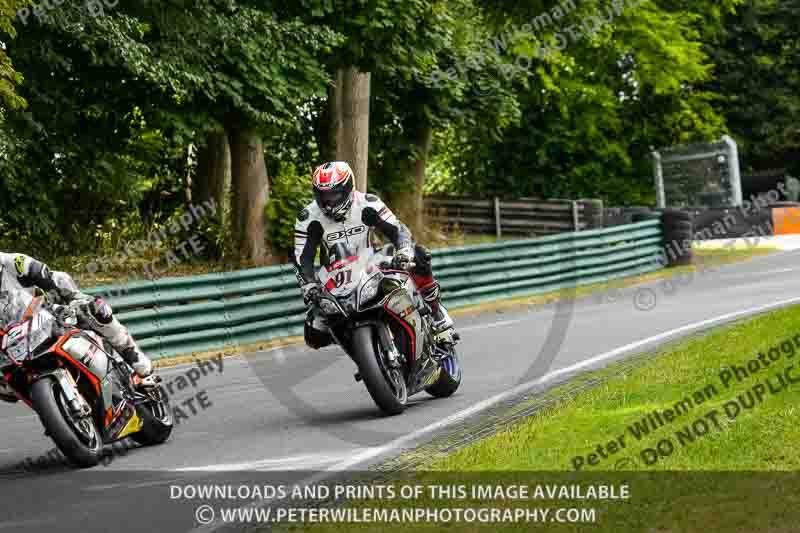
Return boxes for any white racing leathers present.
[0,252,151,378]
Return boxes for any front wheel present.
[132,388,173,446]
[31,377,102,468]
[426,347,462,398]
[351,326,407,415]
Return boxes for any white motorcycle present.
[0,287,172,468]
[315,245,462,415]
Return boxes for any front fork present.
[344,320,403,370]
[375,322,403,369]
[45,368,92,418]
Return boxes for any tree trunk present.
[318,69,345,163]
[413,123,433,232]
[193,132,230,218]
[336,66,371,192]
[228,122,270,263]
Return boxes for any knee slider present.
[420,282,441,302]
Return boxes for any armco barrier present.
[85,219,664,359]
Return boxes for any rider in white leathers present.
[293,161,455,349]
[0,253,152,401]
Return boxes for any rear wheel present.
[31,377,102,468]
[351,326,407,415]
[426,347,462,398]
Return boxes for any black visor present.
[317,189,346,209]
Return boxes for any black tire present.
[664,229,694,242]
[31,378,102,468]
[663,220,693,233]
[351,326,406,415]
[661,208,692,222]
[131,392,173,446]
[627,208,652,224]
[662,229,694,267]
[426,348,463,398]
[631,212,659,223]
[669,255,694,267]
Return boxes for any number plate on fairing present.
[1,312,55,362]
[319,254,371,297]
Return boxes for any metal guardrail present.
[424,196,604,237]
[85,219,663,360]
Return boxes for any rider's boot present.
[118,344,153,379]
[419,282,455,336]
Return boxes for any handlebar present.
[378,260,415,272]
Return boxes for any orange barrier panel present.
[772,207,800,235]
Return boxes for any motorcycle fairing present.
[382,284,425,363]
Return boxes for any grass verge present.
[433,303,800,471]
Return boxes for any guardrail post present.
[493,196,502,238]
[653,150,665,208]
[577,199,604,229]
[571,201,580,231]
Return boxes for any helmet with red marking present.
[312,161,355,221]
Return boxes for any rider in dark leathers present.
[293,161,454,349]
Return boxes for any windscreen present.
[0,289,33,331]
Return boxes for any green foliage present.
[434,0,737,205]
[2,0,797,262]
[266,162,313,256]
[367,0,521,198]
[0,0,28,111]
[702,0,800,172]
[0,1,335,259]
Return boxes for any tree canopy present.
[1,0,794,262]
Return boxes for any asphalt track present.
[1,250,800,532]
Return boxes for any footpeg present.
[434,328,460,345]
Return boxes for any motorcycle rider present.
[0,253,152,402]
[293,161,456,349]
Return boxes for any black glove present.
[51,303,73,323]
[392,246,415,271]
[301,283,320,308]
[67,292,96,314]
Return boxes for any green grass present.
[291,305,800,533]
[433,304,800,472]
